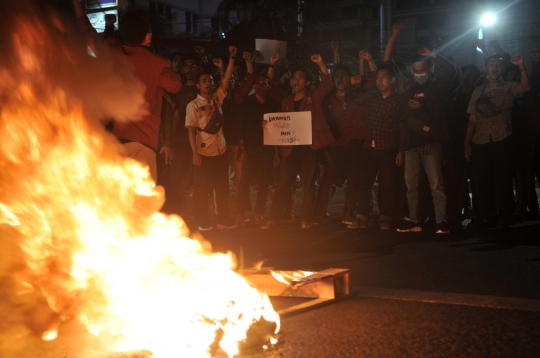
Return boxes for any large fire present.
[0,2,278,357]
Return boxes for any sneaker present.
[216,222,237,230]
[347,218,367,229]
[379,220,391,230]
[198,225,214,232]
[396,221,422,233]
[342,215,355,225]
[435,221,450,234]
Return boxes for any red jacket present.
[280,72,335,157]
[78,16,182,151]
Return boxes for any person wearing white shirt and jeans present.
[186,46,238,231]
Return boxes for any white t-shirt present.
[185,87,227,156]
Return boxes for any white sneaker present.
[216,222,237,230]
[198,225,214,232]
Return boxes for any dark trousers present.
[472,136,515,222]
[192,152,230,226]
[160,142,193,216]
[270,145,318,222]
[513,140,538,216]
[314,139,363,221]
[357,147,399,221]
[236,150,274,215]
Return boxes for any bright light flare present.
[480,13,496,26]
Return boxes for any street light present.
[480,13,496,27]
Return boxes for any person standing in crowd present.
[159,53,202,217]
[313,49,376,226]
[464,54,531,229]
[186,46,238,231]
[215,52,255,195]
[73,0,182,182]
[345,64,404,230]
[235,73,281,225]
[397,47,457,234]
[262,54,335,229]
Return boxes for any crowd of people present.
[74,3,540,234]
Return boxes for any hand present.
[331,41,339,52]
[270,54,280,66]
[418,47,434,57]
[212,57,224,70]
[242,51,251,61]
[475,39,486,49]
[351,75,362,85]
[192,152,202,166]
[262,119,269,129]
[510,55,524,67]
[391,23,404,36]
[395,152,404,167]
[229,46,237,58]
[273,154,280,167]
[253,50,262,63]
[529,48,539,62]
[408,99,423,109]
[359,48,371,62]
[160,146,174,164]
[311,54,323,64]
[195,46,205,56]
[237,149,247,163]
[464,144,472,161]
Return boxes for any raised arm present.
[231,52,256,104]
[510,55,531,95]
[359,48,376,74]
[311,54,333,97]
[331,41,340,66]
[383,23,404,62]
[476,39,489,60]
[419,47,457,93]
[267,54,279,84]
[218,46,236,94]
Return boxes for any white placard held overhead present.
[263,112,312,146]
[255,39,287,65]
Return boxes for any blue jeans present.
[404,143,447,224]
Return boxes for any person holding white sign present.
[261,54,335,230]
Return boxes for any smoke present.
[0,0,147,124]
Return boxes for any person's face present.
[486,58,504,81]
[333,69,349,90]
[197,74,214,94]
[291,70,310,93]
[254,77,269,97]
[171,55,182,74]
[228,74,236,91]
[182,59,198,81]
[280,72,290,85]
[376,69,395,92]
[410,61,432,85]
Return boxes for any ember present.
[0,2,278,357]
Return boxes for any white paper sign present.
[255,39,287,65]
[263,112,312,146]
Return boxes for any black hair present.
[169,52,183,63]
[182,53,201,66]
[376,63,396,78]
[119,11,151,45]
[412,54,433,69]
[254,73,270,82]
[290,65,313,83]
[332,64,352,80]
[196,71,214,83]
[461,64,480,76]
[486,53,504,64]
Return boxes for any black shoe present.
[435,221,450,234]
[396,221,422,233]
[465,218,495,231]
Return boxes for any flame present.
[0,2,278,357]
[270,271,314,286]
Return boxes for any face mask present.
[414,74,429,85]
